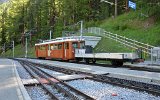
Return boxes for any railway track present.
[19,60,95,100]
[15,58,160,97]
[28,57,160,73]
[70,61,160,73]
[91,63,160,73]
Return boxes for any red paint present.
[111,93,118,96]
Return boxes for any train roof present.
[35,36,84,46]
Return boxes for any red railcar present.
[35,37,85,60]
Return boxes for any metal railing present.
[87,27,155,55]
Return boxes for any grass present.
[2,36,132,58]
[1,44,36,58]
[99,11,160,46]
[94,37,132,53]
[2,10,160,58]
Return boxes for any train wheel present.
[92,59,96,64]
[75,58,80,63]
[117,61,123,66]
[111,61,117,66]
[85,59,89,64]
[111,61,123,66]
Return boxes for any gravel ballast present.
[25,86,51,100]
[44,84,70,100]
[15,61,32,79]
[67,79,160,100]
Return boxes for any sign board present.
[129,1,136,10]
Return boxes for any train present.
[35,36,142,66]
[35,37,85,60]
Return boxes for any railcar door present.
[48,44,51,57]
[72,42,79,58]
[64,42,69,60]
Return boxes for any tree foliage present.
[0,0,160,46]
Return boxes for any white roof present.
[35,36,84,46]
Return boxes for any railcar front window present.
[72,42,78,48]
[80,42,85,49]
[39,45,46,50]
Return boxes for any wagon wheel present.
[111,60,123,66]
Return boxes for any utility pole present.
[3,43,6,56]
[115,0,117,18]
[12,41,14,58]
[50,30,52,40]
[80,20,83,39]
[4,43,5,52]
[25,37,28,58]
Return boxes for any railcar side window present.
[50,44,62,50]
[48,44,50,50]
[72,42,78,48]
[65,43,69,49]
[53,44,58,50]
[58,44,62,49]
[51,45,54,50]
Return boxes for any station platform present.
[26,59,160,86]
[0,59,31,100]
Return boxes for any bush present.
[113,25,120,31]
[120,24,128,31]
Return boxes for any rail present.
[86,27,155,55]
[17,59,160,96]
[19,59,95,100]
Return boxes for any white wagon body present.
[75,49,140,66]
